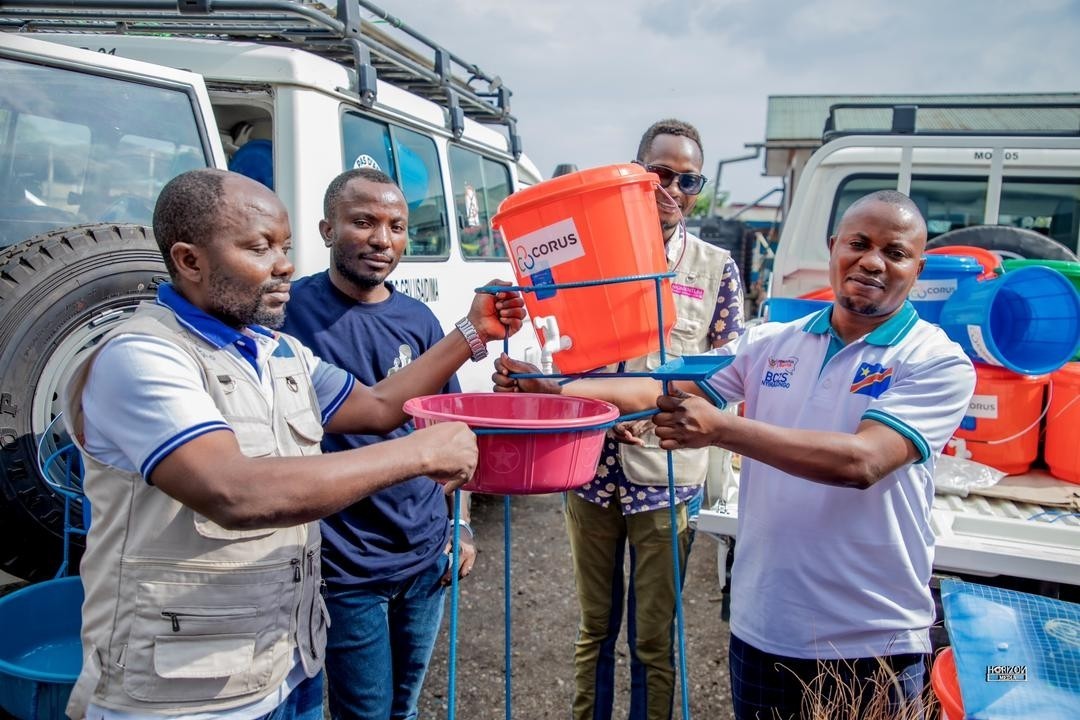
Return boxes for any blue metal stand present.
[36,414,87,579]
[444,273,734,719]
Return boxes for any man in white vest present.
[62,169,524,719]
[531,119,745,720]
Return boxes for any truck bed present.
[697,471,1080,587]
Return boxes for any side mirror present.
[552,163,578,178]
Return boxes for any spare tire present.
[926,225,1079,262]
[0,224,166,581]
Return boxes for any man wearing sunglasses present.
[563,119,745,720]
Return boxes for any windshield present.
[0,57,208,247]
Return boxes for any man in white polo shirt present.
[495,190,975,719]
[653,190,976,718]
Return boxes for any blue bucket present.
[0,577,83,720]
[939,265,1080,375]
[909,255,984,323]
[765,297,830,323]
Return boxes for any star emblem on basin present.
[487,441,521,473]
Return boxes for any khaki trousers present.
[565,491,692,720]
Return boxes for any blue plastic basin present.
[765,297,830,323]
[0,577,83,720]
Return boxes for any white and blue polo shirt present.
[81,284,354,481]
[704,302,975,659]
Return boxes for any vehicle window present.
[830,175,897,240]
[830,174,989,240]
[341,112,449,258]
[448,145,512,260]
[0,57,208,248]
[999,178,1080,254]
[831,174,1080,253]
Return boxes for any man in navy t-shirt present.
[284,168,474,719]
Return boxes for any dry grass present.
[790,657,940,720]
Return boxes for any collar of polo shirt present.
[801,301,920,347]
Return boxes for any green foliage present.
[689,182,728,218]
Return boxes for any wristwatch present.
[455,317,488,362]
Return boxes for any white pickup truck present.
[699,101,1080,603]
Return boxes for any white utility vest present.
[619,231,730,486]
[63,302,327,717]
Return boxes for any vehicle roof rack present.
[822,102,1080,142]
[0,0,523,157]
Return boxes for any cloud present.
[380,0,1080,201]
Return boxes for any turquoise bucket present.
[909,254,984,324]
[939,265,1080,375]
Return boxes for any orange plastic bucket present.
[946,364,1048,475]
[1045,362,1080,484]
[799,286,835,301]
[492,164,674,374]
[931,647,965,720]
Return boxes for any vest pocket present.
[297,547,328,673]
[285,409,324,455]
[671,316,703,343]
[154,632,256,679]
[122,576,289,702]
[194,513,277,541]
[230,420,277,458]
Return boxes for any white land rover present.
[0,0,542,580]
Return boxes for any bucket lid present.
[1001,258,1080,277]
[927,245,1002,275]
[493,163,653,223]
[920,254,984,275]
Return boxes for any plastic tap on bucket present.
[938,265,1080,376]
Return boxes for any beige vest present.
[62,302,327,718]
[618,232,730,486]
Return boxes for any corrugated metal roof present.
[766,93,1080,141]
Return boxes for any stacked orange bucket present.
[1045,362,1080,484]
[942,253,1080,481]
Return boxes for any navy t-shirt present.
[282,271,458,590]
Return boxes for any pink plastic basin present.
[403,393,620,495]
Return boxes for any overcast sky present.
[377,0,1080,205]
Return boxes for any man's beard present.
[208,268,286,328]
[334,251,385,290]
[839,294,885,317]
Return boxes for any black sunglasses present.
[634,161,708,195]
